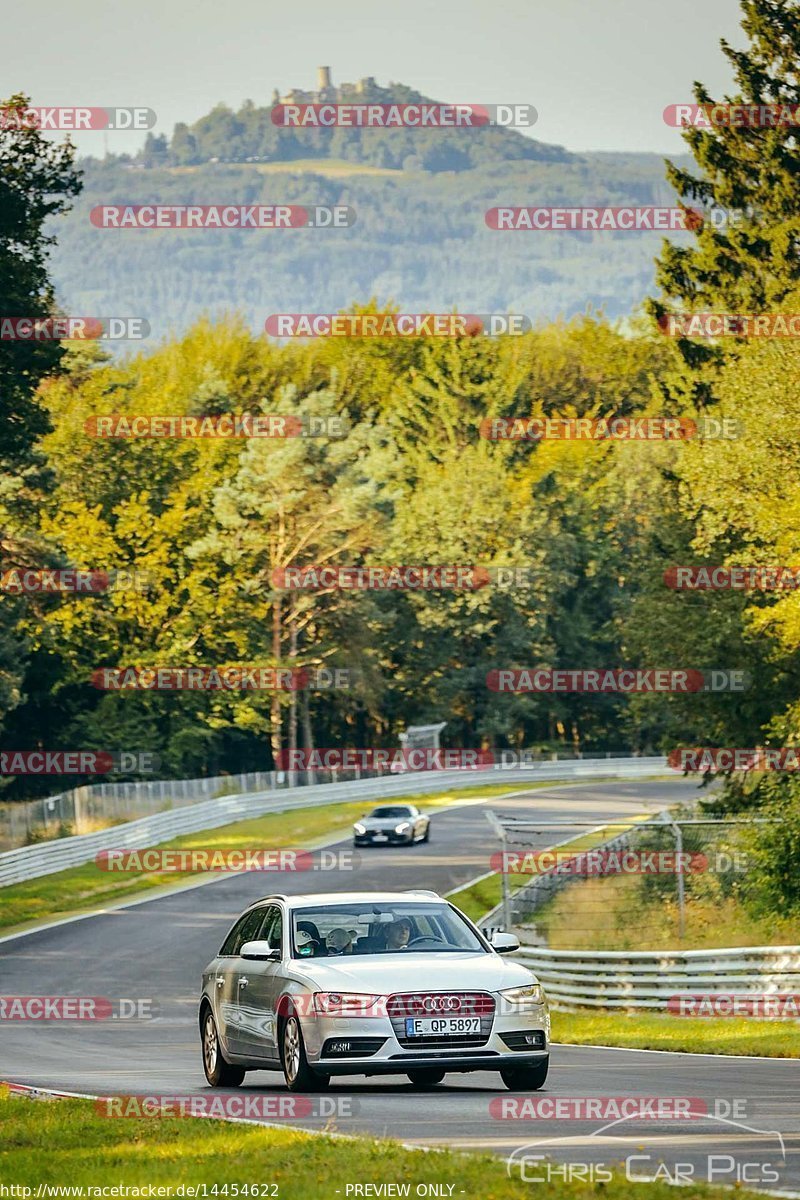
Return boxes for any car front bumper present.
[353,829,413,845]
[302,1006,549,1075]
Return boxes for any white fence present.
[0,756,667,888]
[515,944,800,1011]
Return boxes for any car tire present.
[422,824,430,843]
[407,1068,445,1088]
[201,1006,245,1088]
[280,1012,330,1092]
[500,1056,549,1091]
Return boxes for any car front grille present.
[386,991,495,1049]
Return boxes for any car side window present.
[219,908,266,956]
[260,906,283,952]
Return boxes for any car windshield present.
[368,806,411,818]
[290,902,485,958]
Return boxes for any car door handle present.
[238,977,249,989]
[215,976,225,988]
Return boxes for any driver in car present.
[383,917,412,950]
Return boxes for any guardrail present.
[0,749,662,851]
[0,755,667,887]
[514,944,800,1011]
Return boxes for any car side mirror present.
[490,932,520,954]
[240,940,281,961]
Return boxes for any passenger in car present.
[297,920,325,956]
[326,927,357,955]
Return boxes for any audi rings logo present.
[423,995,462,1012]
[386,991,493,1018]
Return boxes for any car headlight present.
[498,983,545,1012]
[313,992,385,1017]
[354,823,366,834]
[395,822,411,832]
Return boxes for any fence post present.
[666,816,686,941]
[485,809,512,930]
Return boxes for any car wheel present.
[280,1013,330,1092]
[422,823,430,843]
[500,1056,549,1091]
[201,1007,245,1088]
[407,1068,445,1088]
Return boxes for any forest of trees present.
[2,310,799,797]
[50,152,684,332]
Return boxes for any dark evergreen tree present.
[649,0,800,396]
[0,92,81,735]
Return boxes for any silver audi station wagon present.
[199,890,549,1091]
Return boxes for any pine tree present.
[0,92,81,736]
[0,92,81,478]
[649,0,800,393]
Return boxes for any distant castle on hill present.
[273,67,382,106]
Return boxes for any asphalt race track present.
[1,779,798,1192]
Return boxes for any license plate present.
[372,833,388,842]
[405,1016,481,1036]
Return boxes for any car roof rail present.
[253,893,287,904]
[405,889,440,898]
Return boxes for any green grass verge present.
[552,1009,800,1057]
[0,1091,768,1199]
[0,783,526,936]
[534,872,800,951]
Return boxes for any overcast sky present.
[2,0,745,157]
